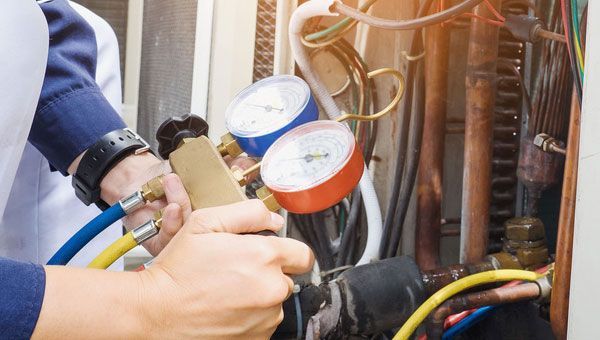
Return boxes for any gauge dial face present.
[226,75,311,138]
[261,121,356,192]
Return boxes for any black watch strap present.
[72,128,151,209]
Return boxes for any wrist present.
[34,267,149,339]
[135,268,174,338]
[99,153,168,205]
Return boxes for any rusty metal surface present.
[517,137,563,215]
[550,90,580,340]
[416,21,450,271]
[460,0,502,264]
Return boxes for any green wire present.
[305,0,379,41]
[570,0,584,80]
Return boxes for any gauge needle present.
[247,103,284,112]
[282,153,329,163]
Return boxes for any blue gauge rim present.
[234,94,318,157]
[225,75,313,139]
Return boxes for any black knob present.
[156,114,209,159]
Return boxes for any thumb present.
[156,203,184,247]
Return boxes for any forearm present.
[33,266,146,339]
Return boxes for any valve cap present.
[156,114,209,159]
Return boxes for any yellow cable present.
[87,231,137,269]
[392,269,544,340]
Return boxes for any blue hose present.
[47,203,126,265]
[442,306,497,340]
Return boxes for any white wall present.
[568,1,600,337]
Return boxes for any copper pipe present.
[426,282,541,339]
[421,261,496,296]
[460,0,502,264]
[550,89,580,340]
[416,20,450,271]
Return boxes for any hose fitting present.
[131,220,160,244]
[141,175,166,202]
[119,191,146,214]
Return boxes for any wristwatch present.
[72,128,152,209]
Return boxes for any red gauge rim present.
[261,120,365,214]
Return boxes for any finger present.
[283,275,294,300]
[185,199,284,235]
[163,174,192,220]
[268,238,315,275]
[228,157,259,182]
[157,203,183,245]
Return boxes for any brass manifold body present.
[143,134,279,212]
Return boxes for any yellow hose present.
[87,232,137,269]
[392,269,544,340]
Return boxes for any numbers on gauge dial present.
[264,129,352,190]
[227,81,307,136]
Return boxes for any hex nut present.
[257,186,281,212]
[142,175,165,202]
[218,133,243,158]
[515,247,549,267]
[505,217,545,241]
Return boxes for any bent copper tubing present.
[427,282,542,339]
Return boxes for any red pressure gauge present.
[261,120,364,214]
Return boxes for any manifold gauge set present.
[224,75,364,213]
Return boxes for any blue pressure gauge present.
[225,75,318,157]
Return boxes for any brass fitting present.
[533,133,566,155]
[503,217,549,269]
[486,252,523,270]
[232,167,247,187]
[505,217,545,241]
[141,175,165,202]
[257,186,281,212]
[514,247,549,268]
[217,133,243,158]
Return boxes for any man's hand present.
[69,150,259,256]
[140,200,314,339]
[36,200,313,339]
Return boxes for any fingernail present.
[270,212,285,226]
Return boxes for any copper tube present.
[536,28,567,44]
[460,0,502,264]
[550,90,580,340]
[426,282,541,339]
[416,21,450,271]
[421,261,496,296]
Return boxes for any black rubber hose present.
[336,187,362,268]
[379,0,433,258]
[384,60,426,258]
[311,212,335,271]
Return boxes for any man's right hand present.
[138,200,314,339]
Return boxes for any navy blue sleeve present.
[0,258,46,339]
[29,0,126,174]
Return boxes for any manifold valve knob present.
[156,114,209,159]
